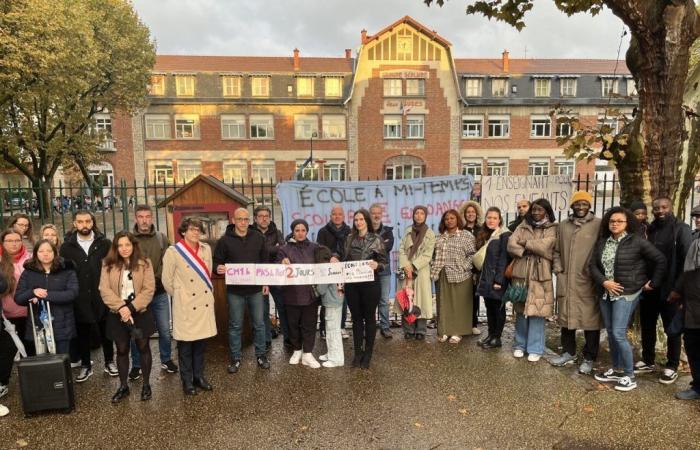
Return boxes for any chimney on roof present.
[293,48,300,71]
[345,48,352,59]
[502,49,510,73]
[361,29,367,44]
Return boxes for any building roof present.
[157,174,252,208]
[454,58,630,75]
[364,15,452,47]
[154,55,353,74]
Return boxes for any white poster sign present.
[225,261,375,285]
[480,175,574,215]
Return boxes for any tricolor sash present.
[174,240,213,291]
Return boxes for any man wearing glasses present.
[214,208,270,373]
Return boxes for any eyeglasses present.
[3,239,22,244]
[609,220,627,225]
[14,223,29,228]
[186,228,202,233]
[234,218,250,222]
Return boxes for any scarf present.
[408,206,429,261]
[684,237,700,272]
[323,221,351,256]
[12,245,27,263]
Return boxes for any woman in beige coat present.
[398,206,436,340]
[162,217,217,395]
[507,199,557,362]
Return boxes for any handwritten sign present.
[225,261,375,285]
[480,175,573,215]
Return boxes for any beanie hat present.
[691,204,700,217]
[629,201,647,212]
[290,219,309,232]
[570,191,593,207]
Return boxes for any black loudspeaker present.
[16,353,75,417]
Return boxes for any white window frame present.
[534,78,551,97]
[252,77,270,97]
[324,77,342,98]
[221,114,246,139]
[294,114,319,139]
[383,115,402,139]
[405,79,425,96]
[296,160,320,181]
[149,75,165,96]
[554,158,575,177]
[175,76,195,96]
[144,114,171,140]
[250,114,274,139]
[383,79,402,97]
[223,162,248,184]
[465,78,482,97]
[94,114,113,150]
[461,158,483,181]
[222,76,242,97]
[528,158,550,176]
[323,161,346,181]
[601,78,619,97]
[560,78,577,97]
[385,164,422,180]
[321,115,346,139]
[627,79,637,96]
[251,160,276,182]
[491,78,508,97]
[598,116,620,135]
[406,115,424,139]
[296,77,315,97]
[149,161,174,185]
[174,115,200,140]
[530,115,552,138]
[487,114,510,138]
[486,159,509,176]
[177,160,202,184]
[461,115,483,138]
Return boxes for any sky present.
[131,0,631,60]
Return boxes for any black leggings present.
[115,337,151,387]
[345,280,380,356]
[0,329,16,385]
[484,298,506,339]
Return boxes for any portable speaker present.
[16,353,75,417]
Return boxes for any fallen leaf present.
[414,422,424,428]
[458,408,469,416]
[447,395,457,401]
[553,400,561,409]
[300,426,308,432]
[583,405,594,413]
[17,439,29,447]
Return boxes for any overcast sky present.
[131,0,630,60]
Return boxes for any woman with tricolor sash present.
[162,217,217,396]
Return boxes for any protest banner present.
[224,261,375,285]
[479,174,574,215]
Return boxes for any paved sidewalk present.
[1,323,698,449]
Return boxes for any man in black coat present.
[507,199,530,232]
[59,210,113,383]
[636,197,692,384]
[370,203,394,338]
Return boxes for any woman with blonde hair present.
[39,224,60,247]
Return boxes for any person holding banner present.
[162,217,217,395]
[277,219,321,368]
[507,199,558,362]
[431,209,476,344]
[344,209,388,368]
[399,206,436,341]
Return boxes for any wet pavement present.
[1,321,699,450]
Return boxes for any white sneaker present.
[472,327,481,335]
[301,353,320,369]
[322,361,344,368]
[104,362,118,377]
[527,354,541,362]
[341,330,350,339]
[0,404,8,417]
[0,384,7,399]
[318,354,329,362]
[289,350,302,365]
[513,349,525,358]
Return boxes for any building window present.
[554,159,575,176]
[296,77,315,97]
[487,160,508,176]
[560,78,577,97]
[601,78,619,97]
[534,78,551,97]
[461,115,483,138]
[294,114,319,139]
[528,159,550,176]
[386,164,422,180]
[174,115,200,139]
[599,116,619,135]
[222,76,241,97]
[491,78,508,97]
[397,35,413,59]
[406,115,424,139]
[251,160,275,182]
[175,76,195,96]
[383,115,402,139]
[530,115,551,138]
[250,115,274,139]
[323,161,346,181]
[627,79,637,96]
[144,114,171,140]
[383,79,402,97]
[322,115,346,139]
[461,159,483,181]
[406,79,425,96]
[149,75,165,96]
[177,161,201,184]
[149,161,174,184]
[488,115,510,138]
[325,78,342,98]
[94,114,114,150]
[223,162,248,184]
[252,77,270,97]
[296,160,320,181]
[221,115,246,139]
[557,122,572,138]
[465,78,482,97]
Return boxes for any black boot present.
[194,377,213,391]
[140,384,152,401]
[477,335,492,347]
[111,385,130,403]
[352,353,364,368]
[182,382,197,395]
[482,337,502,349]
[360,351,372,369]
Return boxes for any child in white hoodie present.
[315,246,344,367]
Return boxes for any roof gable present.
[157,175,252,207]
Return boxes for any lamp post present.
[294,131,319,180]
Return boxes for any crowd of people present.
[0,192,699,416]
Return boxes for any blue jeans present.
[599,294,640,377]
[227,291,266,360]
[514,313,545,355]
[377,275,391,330]
[270,287,289,342]
[131,291,172,367]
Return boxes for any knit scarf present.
[408,206,429,261]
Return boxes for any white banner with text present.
[225,261,375,285]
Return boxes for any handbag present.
[502,281,527,305]
[504,260,515,280]
[472,245,487,271]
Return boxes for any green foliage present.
[0,0,155,184]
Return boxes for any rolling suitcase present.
[16,301,74,417]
